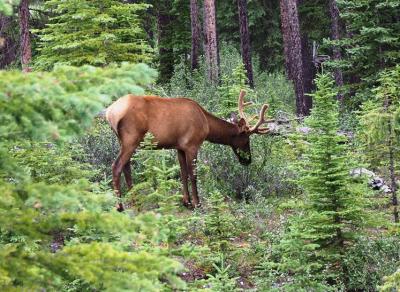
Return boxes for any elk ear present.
[238,118,248,132]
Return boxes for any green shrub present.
[344,236,400,291]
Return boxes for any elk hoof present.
[116,203,125,212]
[194,203,202,208]
[182,201,193,209]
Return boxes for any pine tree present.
[273,74,367,289]
[34,0,152,70]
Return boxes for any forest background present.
[0,0,400,291]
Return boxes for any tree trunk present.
[203,0,219,84]
[389,131,399,223]
[329,0,344,104]
[19,0,31,72]
[280,0,292,80]
[383,87,399,223]
[190,0,201,70]
[157,2,174,83]
[237,0,254,88]
[0,15,17,69]
[301,35,314,113]
[280,0,307,116]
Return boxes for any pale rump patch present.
[106,95,134,134]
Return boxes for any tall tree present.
[280,0,309,116]
[190,0,201,70]
[0,14,17,69]
[328,0,344,103]
[237,0,254,88]
[157,1,174,83]
[18,0,31,72]
[203,0,219,84]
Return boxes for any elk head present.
[230,90,271,165]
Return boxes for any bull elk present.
[106,90,271,211]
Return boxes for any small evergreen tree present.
[270,74,368,290]
[218,62,252,117]
[34,0,153,69]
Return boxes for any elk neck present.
[202,110,239,146]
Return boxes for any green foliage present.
[358,66,400,172]
[0,63,156,142]
[129,134,180,211]
[216,0,283,71]
[343,236,400,291]
[204,254,239,292]
[0,0,19,15]
[204,191,236,251]
[328,0,400,101]
[218,62,251,117]
[34,0,153,70]
[0,64,188,290]
[381,267,400,292]
[298,74,367,251]
[77,118,119,181]
[11,142,94,184]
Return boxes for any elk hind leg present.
[112,138,140,211]
[177,150,191,207]
[123,161,133,190]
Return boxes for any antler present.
[238,90,253,121]
[237,90,271,134]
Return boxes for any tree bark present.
[280,0,292,80]
[190,0,201,70]
[203,0,219,84]
[384,95,399,223]
[280,0,307,116]
[237,0,254,88]
[19,0,31,72]
[301,35,314,113]
[329,0,344,104]
[389,130,399,223]
[157,2,174,83]
[0,15,17,69]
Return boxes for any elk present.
[106,90,271,211]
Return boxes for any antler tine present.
[249,104,270,133]
[238,90,253,121]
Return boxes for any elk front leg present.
[185,149,200,208]
[177,150,191,207]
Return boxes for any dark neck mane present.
[201,109,239,145]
